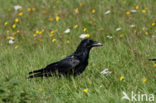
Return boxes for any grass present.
[0,0,156,102]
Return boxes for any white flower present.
[10,36,14,40]
[130,25,135,28]
[14,5,22,11]
[116,27,121,31]
[100,85,102,88]
[105,10,111,15]
[101,68,112,76]
[130,10,137,13]
[152,35,156,38]
[9,40,14,44]
[64,28,70,33]
[79,34,87,39]
[106,35,113,39]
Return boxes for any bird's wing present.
[54,56,80,72]
[28,56,80,78]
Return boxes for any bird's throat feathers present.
[75,47,90,62]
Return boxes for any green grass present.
[0,0,156,102]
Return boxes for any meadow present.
[0,0,156,103]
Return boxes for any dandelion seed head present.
[9,40,14,44]
[14,5,22,11]
[64,29,70,33]
[105,10,111,15]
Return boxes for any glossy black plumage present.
[28,39,102,78]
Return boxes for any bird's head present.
[80,39,103,48]
[76,39,103,53]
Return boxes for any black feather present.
[28,39,102,78]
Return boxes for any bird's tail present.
[29,68,44,74]
[28,68,45,79]
[28,73,47,79]
[149,59,156,61]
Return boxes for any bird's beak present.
[92,42,103,47]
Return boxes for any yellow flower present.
[8,8,11,12]
[19,8,23,12]
[153,64,156,67]
[42,10,47,14]
[4,22,8,26]
[92,19,96,22]
[86,34,90,38]
[73,25,78,28]
[50,30,55,34]
[38,88,43,92]
[83,28,87,32]
[152,22,155,26]
[41,29,45,33]
[32,8,36,11]
[56,16,60,22]
[136,5,139,10]
[74,8,79,14]
[49,34,53,37]
[12,24,16,28]
[6,36,10,39]
[122,1,126,4]
[88,20,93,24]
[126,11,130,15]
[83,89,88,93]
[120,76,124,81]
[142,77,147,83]
[52,39,56,43]
[80,3,82,7]
[142,27,146,30]
[36,30,39,34]
[15,45,18,49]
[134,30,137,33]
[16,30,20,33]
[53,5,56,9]
[49,17,54,22]
[27,8,31,12]
[145,8,148,10]
[91,9,95,13]
[33,34,37,37]
[142,9,146,13]
[12,37,15,40]
[98,28,103,31]
[66,40,70,44]
[7,30,10,34]
[120,34,124,38]
[15,18,19,23]
[38,31,42,34]
[18,12,23,16]
[145,31,148,35]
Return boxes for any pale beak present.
[92,42,103,47]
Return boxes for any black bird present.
[28,39,103,78]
